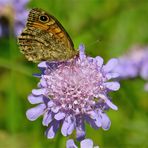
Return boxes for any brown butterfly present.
[18,8,78,62]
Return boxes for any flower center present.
[44,60,104,114]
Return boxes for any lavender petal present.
[103,59,118,72]
[28,94,43,104]
[46,121,60,139]
[42,111,53,126]
[76,117,85,141]
[80,139,93,148]
[85,115,99,130]
[79,44,86,60]
[95,56,104,67]
[104,82,120,91]
[61,115,75,136]
[99,111,111,130]
[32,88,46,95]
[106,73,120,80]
[26,104,46,121]
[54,112,65,120]
[99,94,118,110]
[38,62,47,68]
[66,139,78,148]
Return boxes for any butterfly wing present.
[18,8,78,62]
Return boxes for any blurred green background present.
[0,0,148,147]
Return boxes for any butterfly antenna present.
[85,39,101,49]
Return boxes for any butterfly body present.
[18,8,78,62]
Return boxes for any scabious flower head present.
[0,0,29,37]
[26,45,120,146]
[114,45,148,91]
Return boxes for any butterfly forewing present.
[18,8,78,62]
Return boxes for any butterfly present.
[18,8,78,62]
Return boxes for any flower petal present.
[95,56,104,67]
[106,73,120,80]
[32,88,46,95]
[99,111,111,130]
[76,117,85,141]
[38,62,47,68]
[42,111,53,126]
[48,100,54,107]
[88,111,96,119]
[105,99,118,110]
[98,94,118,110]
[40,78,47,87]
[28,94,43,104]
[104,82,120,91]
[67,121,75,135]
[54,112,65,120]
[103,58,118,72]
[26,104,46,121]
[46,121,60,139]
[66,139,78,148]
[85,115,99,129]
[140,62,148,80]
[94,116,102,128]
[61,115,75,136]
[88,111,101,127]
[51,106,60,113]
[61,118,70,136]
[81,139,93,148]
[79,44,86,60]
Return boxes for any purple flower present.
[66,139,99,148]
[26,45,120,145]
[0,0,29,37]
[114,45,148,91]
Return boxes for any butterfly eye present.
[39,15,49,23]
